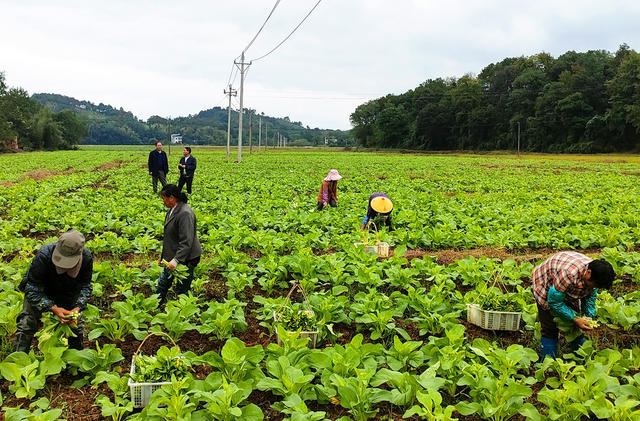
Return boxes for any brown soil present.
[557,167,590,172]
[92,160,127,172]
[584,325,640,350]
[610,279,640,297]
[392,246,604,265]
[621,171,640,176]
[459,318,536,349]
[25,167,76,181]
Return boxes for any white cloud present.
[2,0,640,129]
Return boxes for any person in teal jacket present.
[532,251,615,359]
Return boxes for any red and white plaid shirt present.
[532,251,594,310]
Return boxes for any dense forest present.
[0,73,86,150]
[351,45,640,153]
[32,94,353,147]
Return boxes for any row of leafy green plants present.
[2,243,640,419]
[4,152,640,258]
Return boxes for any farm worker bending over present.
[177,146,197,194]
[360,193,394,231]
[148,141,169,193]
[15,229,93,352]
[156,184,202,309]
[317,169,342,210]
[532,251,615,359]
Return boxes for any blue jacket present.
[179,155,197,178]
[18,243,93,312]
[547,286,597,321]
[148,150,169,176]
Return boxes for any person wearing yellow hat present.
[317,169,342,210]
[15,229,93,352]
[360,193,394,230]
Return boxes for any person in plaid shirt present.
[532,251,615,359]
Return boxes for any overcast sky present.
[2,0,640,130]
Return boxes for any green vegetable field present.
[1,148,640,420]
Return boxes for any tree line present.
[0,73,86,150]
[350,45,640,153]
[33,93,352,147]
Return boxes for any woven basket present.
[466,303,522,331]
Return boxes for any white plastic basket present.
[353,242,390,257]
[127,331,180,409]
[128,355,171,408]
[274,310,319,348]
[466,303,522,331]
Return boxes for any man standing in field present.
[177,146,196,194]
[15,230,93,352]
[148,141,169,193]
[532,251,615,359]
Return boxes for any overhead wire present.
[242,0,282,54]
[250,0,323,62]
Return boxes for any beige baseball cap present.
[52,230,85,269]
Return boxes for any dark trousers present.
[317,198,337,210]
[537,303,584,342]
[15,299,84,352]
[155,259,199,306]
[152,171,167,193]
[177,175,193,194]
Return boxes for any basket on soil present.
[128,332,189,408]
[274,281,319,348]
[466,303,522,331]
[354,222,390,257]
[274,309,318,347]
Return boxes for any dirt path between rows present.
[0,160,130,187]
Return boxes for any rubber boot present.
[540,337,558,360]
[569,336,585,353]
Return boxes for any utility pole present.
[258,116,262,151]
[234,51,252,162]
[224,84,237,159]
[249,111,253,154]
[517,121,521,157]
[265,123,268,150]
[167,116,171,156]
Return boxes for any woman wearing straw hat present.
[360,193,394,231]
[317,169,342,210]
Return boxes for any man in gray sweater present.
[156,184,202,308]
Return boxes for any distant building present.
[171,134,183,144]
[324,136,337,146]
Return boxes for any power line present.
[243,0,282,54]
[250,0,323,62]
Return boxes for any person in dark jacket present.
[148,141,169,193]
[15,229,93,352]
[360,193,394,231]
[317,169,342,210]
[156,184,202,308]
[177,146,197,194]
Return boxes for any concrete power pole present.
[249,111,253,154]
[258,116,262,151]
[234,52,251,162]
[224,85,237,159]
[265,123,268,150]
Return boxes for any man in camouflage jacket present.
[15,230,93,352]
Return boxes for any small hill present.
[33,93,352,146]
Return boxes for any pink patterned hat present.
[324,169,343,181]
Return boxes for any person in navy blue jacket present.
[177,146,197,194]
[148,141,169,193]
